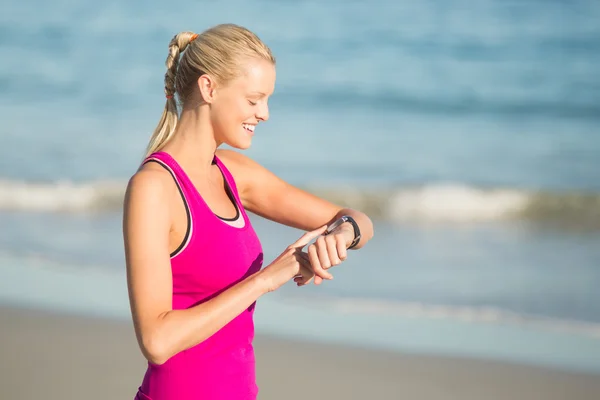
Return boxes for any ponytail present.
[145,32,198,157]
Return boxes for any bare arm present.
[217,149,374,249]
[123,169,268,365]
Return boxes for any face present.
[206,58,276,150]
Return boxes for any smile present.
[242,123,256,134]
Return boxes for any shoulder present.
[215,148,298,212]
[124,162,178,213]
[215,149,265,191]
[215,148,258,170]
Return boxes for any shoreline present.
[2,304,599,400]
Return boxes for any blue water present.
[1,0,600,374]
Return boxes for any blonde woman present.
[123,23,374,400]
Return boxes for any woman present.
[122,23,374,400]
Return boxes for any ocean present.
[1,0,600,374]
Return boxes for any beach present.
[2,1,600,399]
[2,305,599,400]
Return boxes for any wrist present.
[249,270,272,296]
[328,215,361,249]
[337,223,356,248]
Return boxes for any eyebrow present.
[249,91,267,97]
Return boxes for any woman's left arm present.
[217,149,374,282]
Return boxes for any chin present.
[227,138,253,150]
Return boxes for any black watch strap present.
[325,215,362,249]
[343,216,362,249]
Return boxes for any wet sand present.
[1,305,599,400]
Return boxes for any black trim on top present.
[143,159,191,258]
[213,160,241,222]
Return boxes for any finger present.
[307,244,332,280]
[296,268,314,286]
[293,253,313,285]
[336,235,348,261]
[326,236,341,266]
[290,225,328,248]
[316,236,332,272]
[311,239,333,280]
[294,263,314,286]
[293,252,311,278]
[296,251,313,270]
[307,244,321,272]
[297,249,322,286]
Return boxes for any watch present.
[326,215,362,249]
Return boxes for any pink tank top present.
[135,151,264,400]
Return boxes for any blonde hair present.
[145,24,276,157]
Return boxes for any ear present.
[197,74,217,103]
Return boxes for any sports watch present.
[326,215,362,249]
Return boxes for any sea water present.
[1,0,599,374]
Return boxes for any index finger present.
[290,225,328,248]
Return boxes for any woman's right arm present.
[123,169,320,365]
[123,169,270,365]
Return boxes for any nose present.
[256,101,269,122]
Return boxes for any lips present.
[242,123,256,134]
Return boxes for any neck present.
[161,105,220,176]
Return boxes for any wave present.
[278,89,600,120]
[0,179,125,213]
[283,295,600,339]
[1,179,599,229]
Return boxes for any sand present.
[1,305,599,400]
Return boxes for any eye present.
[248,100,257,106]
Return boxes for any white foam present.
[0,179,125,212]
[0,179,593,228]
[388,183,529,222]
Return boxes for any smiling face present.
[207,58,276,150]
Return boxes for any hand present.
[259,225,328,293]
[300,223,354,286]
